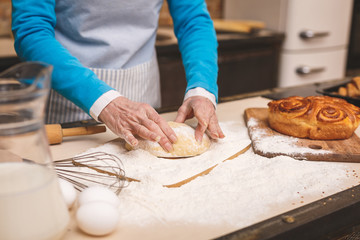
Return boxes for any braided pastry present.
[268,96,360,140]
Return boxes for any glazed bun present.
[267,96,360,140]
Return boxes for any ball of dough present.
[125,121,211,158]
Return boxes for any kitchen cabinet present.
[0,56,20,72]
[0,38,20,72]
[224,0,354,88]
[347,0,360,70]
[156,28,284,109]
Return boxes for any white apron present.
[46,54,161,124]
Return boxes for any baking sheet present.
[316,81,360,107]
[262,79,352,101]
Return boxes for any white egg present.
[78,186,120,207]
[58,178,77,209]
[76,201,119,236]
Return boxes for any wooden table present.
[51,96,360,240]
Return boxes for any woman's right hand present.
[98,96,177,152]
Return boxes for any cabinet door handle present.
[299,30,330,39]
[296,65,326,75]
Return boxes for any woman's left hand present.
[175,96,225,142]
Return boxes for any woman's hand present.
[99,96,177,152]
[175,96,225,142]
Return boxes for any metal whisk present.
[0,149,138,194]
[53,152,137,194]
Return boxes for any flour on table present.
[80,121,251,185]
[70,121,359,239]
[116,151,354,227]
[247,117,332,155]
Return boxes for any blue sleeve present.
[167,0,219,102]
[11,0,113,115]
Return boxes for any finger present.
[194,120,208,143]
[193,111,211,134]
[135,123,161,142]
[217,128,225,138]
[191,107,212,143]
[135,122,174,152]
[217,124,225,138]
[146,113,177,143]
[157,136,174,153]
[122,130,138,147]
[175,104,192,123]
[207,115,225,139]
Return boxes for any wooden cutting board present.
[244,108,360,162]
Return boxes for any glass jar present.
[0,62,70,240]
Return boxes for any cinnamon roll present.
[267,96,360,140]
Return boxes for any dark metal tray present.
[316,81,360,107]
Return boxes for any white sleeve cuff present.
[90,90,122,121]
[184,87,217,109]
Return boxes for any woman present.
[11,0,225,152]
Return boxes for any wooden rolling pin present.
[45,124,106,145]
[213,19,265,33]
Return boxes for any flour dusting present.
[247,117,332,155]
[72,120,359,238]
[80,121,251,185]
